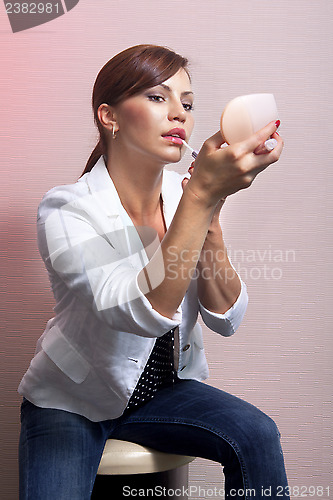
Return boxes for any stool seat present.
[97,439,195,475]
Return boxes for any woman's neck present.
[105,148,165,225]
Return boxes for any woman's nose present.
[168,100,186,122]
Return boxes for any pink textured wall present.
[1,1,332,498]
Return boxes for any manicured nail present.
[264,139,278,151]
[275,120,281,129]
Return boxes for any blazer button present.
[183,344,190,352]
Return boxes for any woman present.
[18,44,289,499]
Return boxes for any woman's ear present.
[97,104,119,134]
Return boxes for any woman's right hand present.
[186,121,283,206]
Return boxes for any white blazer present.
[18,157,248,422]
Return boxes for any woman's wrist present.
[184,175,222,210]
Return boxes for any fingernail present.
[275,120,281,129]
[264,138,278,151]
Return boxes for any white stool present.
[91,439,195,499]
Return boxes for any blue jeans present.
[19,379,289,499]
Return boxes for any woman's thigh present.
[19,399,111,500]
[113,379,281,458]
[112,379,289,498]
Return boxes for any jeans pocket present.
[20,397,31,422]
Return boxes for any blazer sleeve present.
[198,279,248,337]
[37,186,181,338]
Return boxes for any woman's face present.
[113,68,195,165]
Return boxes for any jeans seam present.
[20,402,29,500]
[120,416,250,497]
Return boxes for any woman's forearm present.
[196,224,241,314]
[138,187,217,319]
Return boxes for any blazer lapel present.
[84,157,149,265]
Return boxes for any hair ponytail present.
[81,141,104,177]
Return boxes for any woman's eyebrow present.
[158,83,193,97]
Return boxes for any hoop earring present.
[112,125,117,140]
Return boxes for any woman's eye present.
[183,103,194,111]
[148,95,165,102]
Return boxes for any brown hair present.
[82,44,190,176]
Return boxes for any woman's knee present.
[238,408,282,454]
[257,411,281,442]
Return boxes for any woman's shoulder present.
[37,175,90,220]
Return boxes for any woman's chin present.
[162,147,184,164]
